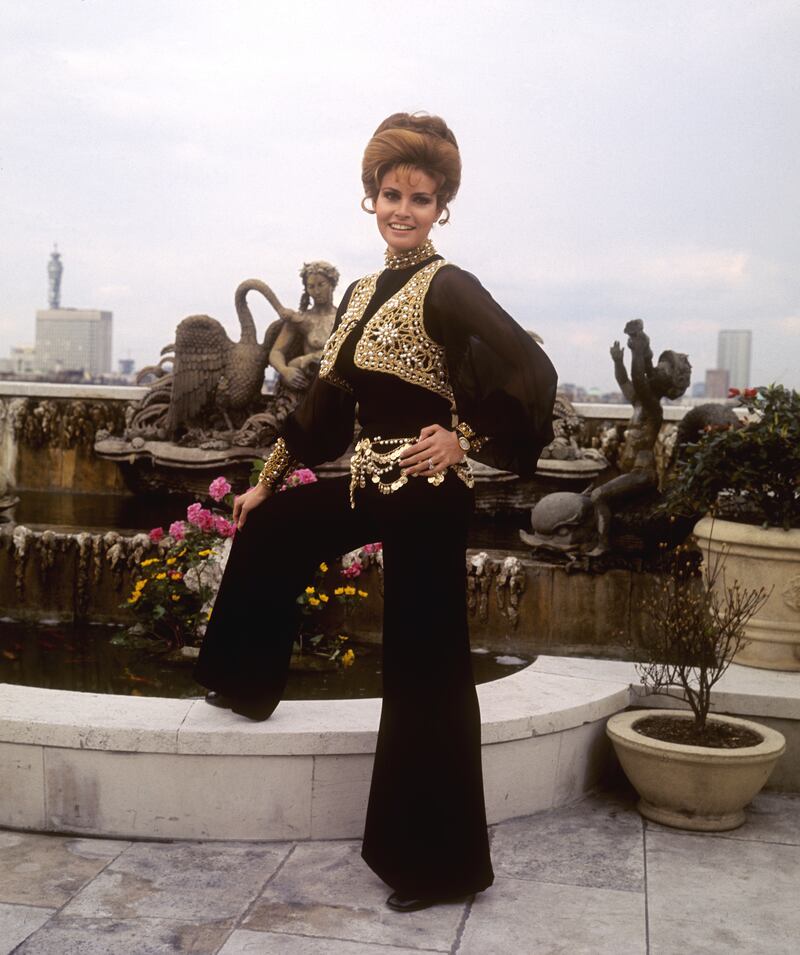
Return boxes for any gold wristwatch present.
[454,421,487,453]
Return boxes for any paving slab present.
[646,828,800,955]
[0,831,127,907]
[11,915,232,954]
[458,875,647,954]
[244,841,465,952]
[490,787,644,892]
[219,929,442,954]
[645,789,800,847]
[62,841,291,922]
[0,902,55,955]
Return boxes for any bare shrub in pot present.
[634,538,770,744]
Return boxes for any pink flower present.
[342,560,363,579]
[148,527,164,543]
[208,476,232,502]
[168,521,186,541]
[187,502,214,532]
[362,542,383,554]
[728,387,741,398]
[280,468,319,491]
[213,515,236,538]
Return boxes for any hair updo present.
[361,112,461,224]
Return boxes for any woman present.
[194,111,557,912]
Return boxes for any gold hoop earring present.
[361,196,376,215]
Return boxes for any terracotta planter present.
[607,709,785,831]
[693,516,800,671]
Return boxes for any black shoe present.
[204,691,234,709]
[386,891,470,913]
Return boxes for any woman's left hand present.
[399,423,464,477]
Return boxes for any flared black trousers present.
[193,470,494,897]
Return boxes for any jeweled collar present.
[384,238,437,270]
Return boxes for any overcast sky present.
[1,0,798,391]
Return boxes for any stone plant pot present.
[606,709,786,831]
[693,516,800,671]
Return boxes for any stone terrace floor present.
[1,779,798,955]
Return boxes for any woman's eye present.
[414,196,433,205]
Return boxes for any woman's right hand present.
[233,483,272,530]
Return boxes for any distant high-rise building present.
[36,309,112,376]
[34,248,112,376]
[717,330,752,391]
[118,358,135,376]
[705,368,730,399]
[691,381,706,399]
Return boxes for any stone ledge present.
[530,657,800,721]
[0,662,631,755]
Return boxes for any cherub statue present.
[589,320,691,554]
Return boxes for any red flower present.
[743,387,758,398]
[148,527,165,543]
[728,388,741,398]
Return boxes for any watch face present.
[458,436,471,451]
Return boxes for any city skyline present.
[1,2,798,391]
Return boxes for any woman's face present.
[374,167,441,253]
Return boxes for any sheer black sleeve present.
[426,265,557,478]
[278,281,358,468]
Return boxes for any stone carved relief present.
[8,397,126,451]
[466,551,528,628]
[783,576,800,613]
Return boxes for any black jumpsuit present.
[194,252,557,898]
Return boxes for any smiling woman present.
[192,110,558,914]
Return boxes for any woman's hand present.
[233,483,272,530]
[399,424,464,477]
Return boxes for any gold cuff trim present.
[257,437,298,491]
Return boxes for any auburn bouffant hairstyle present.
[361,112,461,224]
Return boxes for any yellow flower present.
[334,587,344,596]
[308,597,320,607]
[127,591,141,604]
[155,572,167,580]
[140,558,159,567]
[134,579,147,591]
[337,634,347,641]
[341,649,355,667]
[198,549,212,557]
[319,593,329,603]
[357,590,368,598]
[166,557,177,566]
[206,609,213,620]
[305,586,315,594]
[319,562,328,572]
[178,548,187,557]
[171,595,181,602]
[344,586,356,596]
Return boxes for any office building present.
[717,330,752,391]
[705,368,730,399]
[35,309,112,376]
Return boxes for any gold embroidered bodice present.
[319,259,455,405]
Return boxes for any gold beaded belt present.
[348,435,474,509]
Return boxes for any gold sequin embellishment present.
[319,259,454,404]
